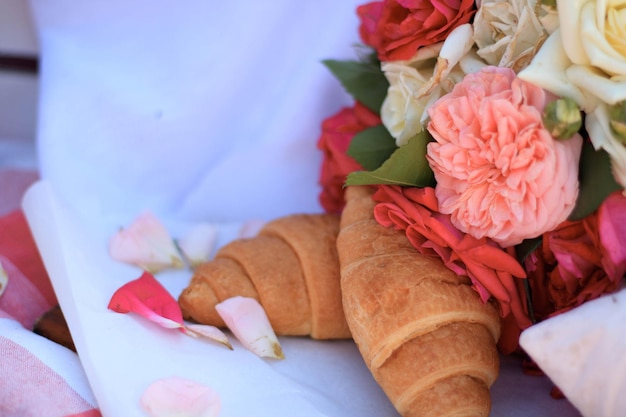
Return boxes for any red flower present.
[317,102,381,213]
[525,191,626,321]
[357,0,476,62]
[372,184,530,353]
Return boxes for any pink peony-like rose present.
[357,0,476,62]
[372,184,531,353]
[426,66,583,248]
[525,191,626,321]
[317,102,380,214]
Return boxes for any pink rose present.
[357,0,476,62]
[426,66,583,248]
[525,191,626,321]
[372,184,531,353]
[317,102,380,214]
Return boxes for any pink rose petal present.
[108,272,234,349]
[108,271,185,331]
[215,296,284,359]
[141,377,221,417]
[426,66,582,247]
[109,211,184,273]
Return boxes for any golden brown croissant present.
[337,185,501,417]
[178,213,351,339]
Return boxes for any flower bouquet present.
[316,0,626,415]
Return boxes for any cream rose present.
[519,0,626,192]
[381,24,480,146]
[473,0,550,72]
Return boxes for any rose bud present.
[542,97,583,140]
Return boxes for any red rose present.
[317,102,381,213]
[357,0,476,62]
[525,191,626,321]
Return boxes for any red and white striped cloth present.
[0,169,100,417]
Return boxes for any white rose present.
[473,0,549,72]
[519,0,626,192]
[381,24,478,147]
[381,62,435,147]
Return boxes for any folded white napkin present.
[521,288,626,417]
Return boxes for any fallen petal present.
[141,376,221,417]
[184,324,233,350]
[238,219,266,239]
[108,271,185,331]
[178,223,218,269]
[215,296,284,359]
[109,211,184,273]
[0,260,7,298]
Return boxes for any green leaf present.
[323,58,389,114]
[345,131,436,187]
[347,125,398,170]
[568,141,621,221]
[514,237,542,265]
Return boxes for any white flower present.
[381,24,477,147]
[519,0,626,192]
[473,0,549,72]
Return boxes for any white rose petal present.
[109,211,184,273]
[473,0,548,71]
[556,0,591,65]
[567,64,626,106]
[580,1,626,76]
[184,323,233,350]
[178,223,218,269]
[518,30,590,109]
[215,296,284,360]
[381,62,431,146]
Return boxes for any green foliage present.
[568,141,621,220]
[323,57,389,114]
[347,125,398,170]
[346,131,436,187]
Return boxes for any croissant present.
[337,185,502,417]
[178,213,351,339]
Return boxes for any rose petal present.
[238,219,267,239]
[109,211,184,273]
[141,377,221,417]
[108,271,185,331]
[178,223,218,269]
[215,296,284,360]
[184,324,233,350]
[0,260,7,298]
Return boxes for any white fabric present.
[520,288,626,417]
[30,0,360,222]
